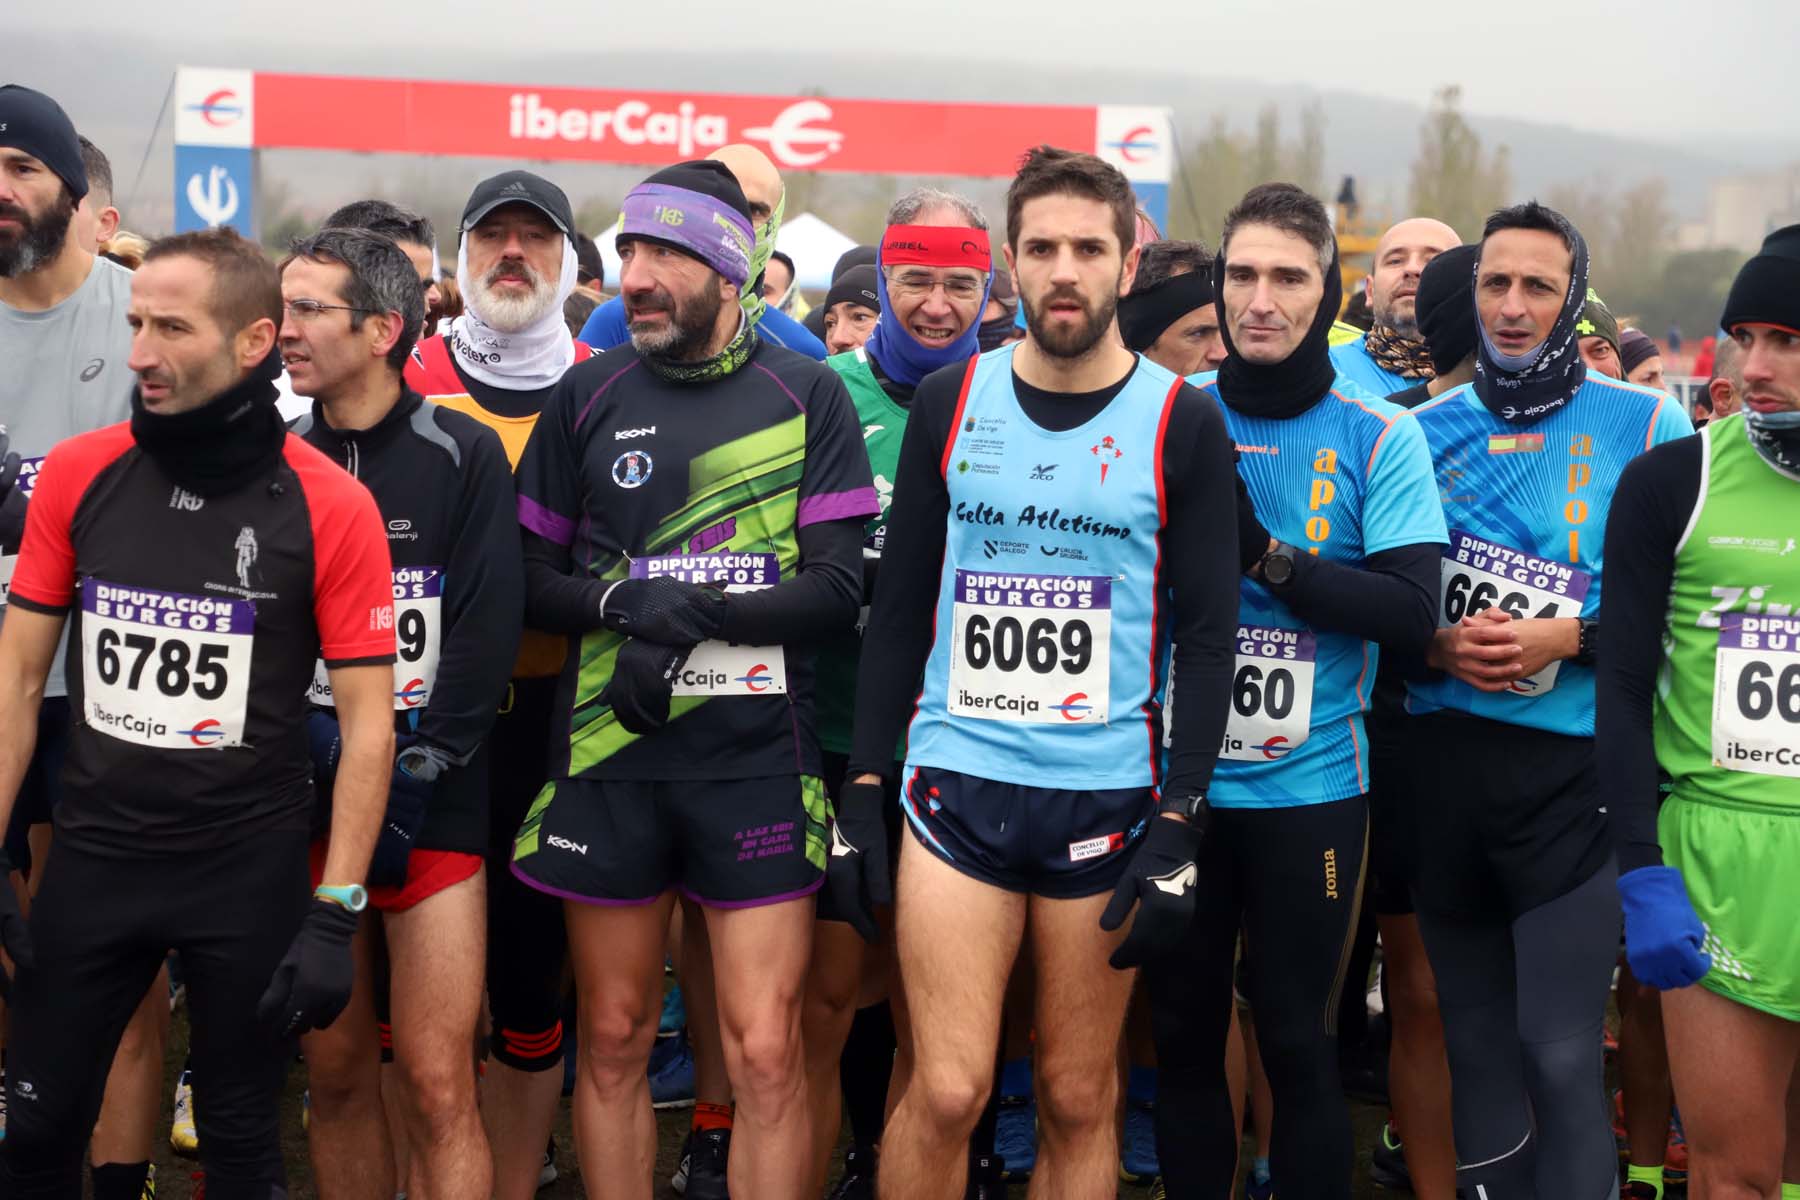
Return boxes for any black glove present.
[599,638,692,734]
[1234,466,1271,576]
[257,897,362,1038]
[600,577,728,646]
[1100,814,1203,969]
[0,428,27,549]
[0,848,33,1000]
[367,741,444,888]
[825,779,893,942]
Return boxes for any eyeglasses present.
[884,268,986,303]
[283,299,379,320]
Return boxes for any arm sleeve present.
[578,298,631,352]
[1278,543,1442,653]
[414,428,525,763]
[1597,436,1700,874]
[517,374,609,634]
[847,368,961,781]
[310,470,398,666]
[1162,389,1246,799]
[716,519,863,645]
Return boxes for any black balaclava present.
[130,346,287,497]
[1414,244,1480,374]
[1471,211,1591,424]
[1213,234,1342,420]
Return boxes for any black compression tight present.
[1146,795,1367,1200]
[1416,858,1621,1200]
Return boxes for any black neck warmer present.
[130,347,288,497]
[1471,224,1591,424]
[1213,239,1343,420]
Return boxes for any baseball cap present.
[461,171,573,237]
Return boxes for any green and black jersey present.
[515,340,879,783]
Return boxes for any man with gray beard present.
[402,170,596,1200]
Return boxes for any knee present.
[301,1034,379,1111]
[1519,1031,1600,1095]
[396,1051,477,1131]
[802,975,859,1044]
[1252,1020,1330,1088]
[909,1063,990,1137]
[1035,1063,1115,1135]
[725,1012,804,1101]
[577,1005,657,1088]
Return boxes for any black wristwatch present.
[1258,541,1302,589]
[1159,790,1211,828]
[1574,617,1599,666]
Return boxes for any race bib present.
[1712,613,1800,778]
[310,566,443,710]
[0,456,48,610]
[1221,625,1316,762]
[633,552,786,697]
[1439,528,1592,696]
[948,570,1110,724]
[80,579,254,749]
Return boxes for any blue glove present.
[1619,866,1711,991]
[368,742,446,889]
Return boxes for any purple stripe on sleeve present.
[518,495,576,546]
[752,363,808,414]
[797,487,881,528]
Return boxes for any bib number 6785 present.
[962,614,1092,675]
[95,627,229,699]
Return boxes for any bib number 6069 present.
[963,614,1092,675]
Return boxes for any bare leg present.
[1377,912,1457,1200]
[1663,982,1800,1199]
[680,896,733,1109]
[481,1063,562,1200]
[304,917,395,1200]
[566,894,675,1200]
[1023,889,1135,1200]
[1618,963,1675,1173]
[878,837,1025,1200]
[804,917,869,1194]
[384,869,492,1200]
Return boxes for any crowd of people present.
[0,78,1796,1200]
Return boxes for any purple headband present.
[617,184,756,288]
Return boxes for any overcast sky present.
[14,0,1798,144]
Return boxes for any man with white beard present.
[402,169,595,1200]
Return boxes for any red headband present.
[881,225,991,272]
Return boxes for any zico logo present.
[395,679,428,708]
[1301,447,1342,553]
[1565,434,1595,564]
[180,718,226,746]
[736,664,775,693]
[1051,692,1092,720]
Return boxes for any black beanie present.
[832,244,878,283]
[642,160,754,224]
[1721,223,1800,335]
[825,264,880,314]
[0,85,87,201]
[1415,244,1479,373]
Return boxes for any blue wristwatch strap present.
[315,883,368,912]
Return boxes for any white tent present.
[587,211,860,294]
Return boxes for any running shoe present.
[538,1136,557,1189]
[1148,1178,1167,1200]
[686,1127,731,1200]
[1369,1121,1411,1191]
[189,1171,205,1200]
[670,1130,692,1196]
[170,1068,199,1155]
[994,1092,1036,1179]
[648,1034,696,1109]
[1666,1106,1689,1182]
[1119,1098,1159,1182]
[826,1143,876,1200]
[659,983,687,1038]
[964,1153,1004,1200]
[1244,1172,1275,1200]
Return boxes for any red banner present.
[252,73,1097,178]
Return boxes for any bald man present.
[576,144,828,359]
[1330,217,1461,397]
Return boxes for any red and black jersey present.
[9,423,396,857]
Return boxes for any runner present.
[0,227,397,1198]
[1619,328,1666,393]
[283,227,522,1200]
[810,186,996,1199]
[1146,183,1447,1200]
[1575,287,1623,378]
[1118,239,1227,376]
[579,144,828,360]
[1328,217,1460,396]
[510,158,876,1199]
[820,264,880,357]
[1598,222,1800,1199]
[843,145,1241,1200]
[323,200,443,337]
[401,168,593,1200]
[1403,202,1691,1199]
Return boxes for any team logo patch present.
[1068,832,1124,862]
[612,450,653,489]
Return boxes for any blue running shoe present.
[1244,1172,1274,1200]
[1120,1099,1159,1182]
[659,984,686,1038]
[994,1093,1036,1180]
[649,1035,696,1109]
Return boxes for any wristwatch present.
[315,883,369,913]
[1574,618,1600,667]
[1159,790,1211,826]
[1259,541,1302,589]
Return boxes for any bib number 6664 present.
[1442,573,1563,623]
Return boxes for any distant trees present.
[1408,86,1511,241]
[1170,102,1327,246]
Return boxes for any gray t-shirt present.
[0,255,136,696]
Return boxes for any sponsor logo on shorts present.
[547,835,589,855]
[1068,832,1125,862]
[1323,848,1339,900]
